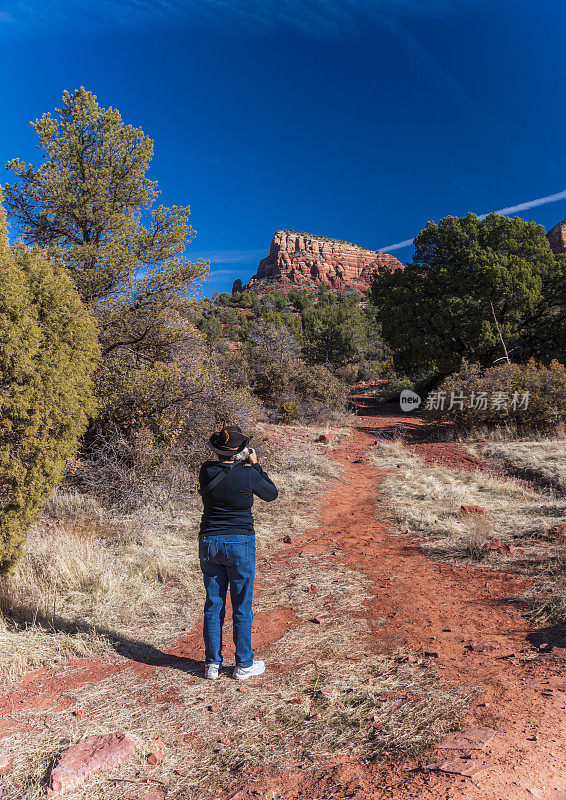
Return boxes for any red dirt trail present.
[1,403,565,799]
[226,403,566,800]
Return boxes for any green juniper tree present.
[0,196,99,573]
[302,293,368,367]
[370,213,563,374]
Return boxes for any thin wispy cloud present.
[190,248,265,265]
[0,0,481,38]
[198,268,243,280]
[379,189,566,252]
[379,238,416,252]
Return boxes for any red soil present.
[1,402,564,799]
[226,404,566,800]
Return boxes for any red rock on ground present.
[437,726,496,750]
[549,523,566,540]
[46,732,138,796]
[0,755,12,775]
[436,757,485,776]
[460,504,487,515]
[141,790,167,800]
[146,748,163,766]
[485,541,514,554]
[466,641,499,652]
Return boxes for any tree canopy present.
[0,195,99,573]
[4,87,208,356]
[370,213,564,374]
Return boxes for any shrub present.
[357,358,393,381]
[280,401,300,424]
[81,322,261,508]
[423,359,566,432]
[293,363,348,410]
[0,200,99,573]
[380,372,415,402]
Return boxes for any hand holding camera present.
[247,447,258,465]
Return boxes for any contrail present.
[379,188,566,252]
[379,238,415,252]
[478,188,566,219]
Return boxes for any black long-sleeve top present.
[198,460,278,537]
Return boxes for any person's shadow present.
[3,603,204,676]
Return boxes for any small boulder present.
[460,505,487,515]
[0,755,12,776]
[438,726,496,750]
[549,524,566,541]
[46,732,138,796]
[282,535,294,544]
[317,433,335,444]
[146,739,164,766]
[436,757,485,776]
[485,541,514,554]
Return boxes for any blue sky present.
[1,0,565,295]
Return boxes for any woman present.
[198,424,278,680]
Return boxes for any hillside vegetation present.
[191,285,393,421]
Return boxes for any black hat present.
[209,424,251,456]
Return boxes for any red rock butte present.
[239,229,403,294]
[547,219,566,254]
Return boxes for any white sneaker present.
[204,663,220,680]
[233,660,265,680]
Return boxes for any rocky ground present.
[0,396,564,799]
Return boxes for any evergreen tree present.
[0,196,99,573]
[4,88,208,358]
[370,213,561,373]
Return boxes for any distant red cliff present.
[237,229,403,294]
[547,219,566,254]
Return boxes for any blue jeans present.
[199,534,256,668]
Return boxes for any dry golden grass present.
[477,440,566,493]
[370,441,566,626]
